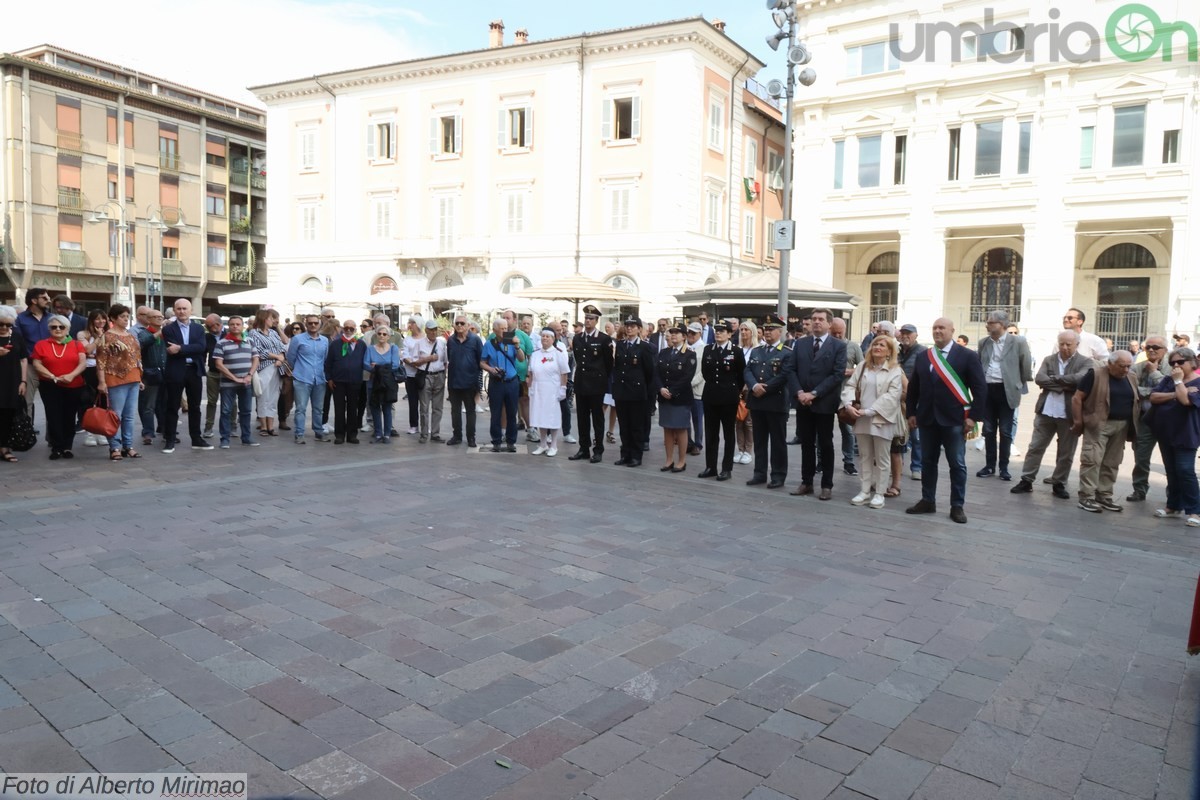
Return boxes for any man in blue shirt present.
[286,314,330,443]
[446,314,483,448]
[15,287,50,425]
[480,318,525,452]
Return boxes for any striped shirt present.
[213,338,255,388]
[249,328,286,373]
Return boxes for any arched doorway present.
[867,252,899,324]
[1094,242,1155,345]
[500,274,531,294]
[427,268,463,290]
[604,273,639,321]
[970,247,1022,322]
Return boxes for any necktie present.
[812,337,820,357]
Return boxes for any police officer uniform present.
[743,313,796,488]
[699,320,746,480]
[569,305,614,463]
[612,316,655,467]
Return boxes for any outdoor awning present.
[674,270,859,309]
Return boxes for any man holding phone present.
[480,318,526,452]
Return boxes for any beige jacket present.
[842,361,904,427]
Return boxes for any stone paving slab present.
[0,415,1197,799]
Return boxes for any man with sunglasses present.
[1071,350,1139,513]
[286,315,331,444]
[1126,335,1168,501]
[445,315,483,447]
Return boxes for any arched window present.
[1094,243,1156,269]
[302,277,323,291]
[607,274,638,295]
[371,276,398,294]
[500,274,532,294]
[704,273,722,286]
[427,268,462,290]
[867,252,899,274]
[970,247,1022,322]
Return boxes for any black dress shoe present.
[334,436,345,445]
[626,459,641,467]
[467,439,477,448]
[614,457,630,466]
[766,479,785,489]
[746,476,767,486]
[1051,483,1070,499]
[660,464,675,472]
[346,437,360,444]
[716,471,731,481]
[641,442,650,452]
[906,499,937,514]
[1011,479,1033,493]
[698,468,718,478]
[671,464,686,473]
[589,453,602,464]
[568,450,590,461]
[998,470,1012,481]
[976,467,995,478]
[949,506,967,524]
[843,462,858,476]
[687,446,702,456]
[490,444,503,452]
[446,438,462,446]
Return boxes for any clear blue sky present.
[3,0,793,105]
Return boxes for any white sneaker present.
[563,434,577,444]
[869,494,885,509]
[323,423,334,435]
[528,431,540,442]
[1154,508,1182,518]
[546,448,557,457]
[531,445,547,456]
[83,433,97,447]
[1187,515,1200,528]
[408,427,418,435]
[1010,446,1021,457]
[850,492,870,506]
[974,438,984,451]
[741,452,752,464]
[475,404,487,412]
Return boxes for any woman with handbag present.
[77,309,109,447]
[249,309,288,436]
[0,305,29,462]
[95,304,143,460]
[735,321,759,465]
[363,326,401,443]
[839,334,904,509]
[31,314,86,459]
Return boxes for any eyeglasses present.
[1169,360,1188,366]
[377,332,389,336]
[48,324,66,330]
[454,321,466,325]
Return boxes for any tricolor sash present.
[928,347,972,413]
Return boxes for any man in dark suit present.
[161,298,211,453]
[569,305,614,463]
[744,313,795,488]
[698,320,745,480]
[906,317,988,523]
[695,311,715,346]
[788,308,848,500]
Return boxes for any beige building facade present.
[252,18,786,321]
[0,45,267,313]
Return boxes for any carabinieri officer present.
[743,313,795,488]
[569,304,614,463]
[699,319,746,481]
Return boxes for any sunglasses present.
[1169,360,1188,366]
[377,332,389,336]
[306,321,320,325]
[343,326,357,331]
[1145,344,1165,350]
[48,325,66,330]
[454,321,466,325]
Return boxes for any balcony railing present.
[250,173,266,191]
[57,187,84,213]
[229,264,254,284]
[229,171,248,187]
[59,249,85,269]
[159,152,181,173]
[230,216,252,234]
[161,258,185,276]
[57,131,84,154]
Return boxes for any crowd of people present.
[1,288,1197,528]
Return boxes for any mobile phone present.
[501,331,515,344]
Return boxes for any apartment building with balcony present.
[790,0,1200,353]
[251,18,785,320]
[0,45,268,313]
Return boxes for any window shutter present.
[454,115,463,154]
[631,97,641,139]
[523,107,533,149]
[601,100,612,141]
[429,117,438,154]
[366,124,375,160]
[498,109,506,149]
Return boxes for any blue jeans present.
[107,381,139,451]
[371,402,393,440]
[139,381,161,440]
[292,381,326,438]
[489,378,519,445]
[919,424,967,508]
[1158,441,1200,514]
[907,427,922,472]
[220,383,254,445]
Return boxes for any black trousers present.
[797,408,836,488]
[356,382,368,429]
[575,392,606,454]
[615,399,647,461]
[704,401,737,472]
[405,376,421,428]
[41,383,81,452]
[982,383,1016,471]
[165,372,203,446]
[448,387,476,441]
[750,409,788,481]
[330,381,359,439]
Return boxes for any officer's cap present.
[762,313,785,329]
[582,305,601,319]
[623,315,642,327]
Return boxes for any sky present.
[2,0,791,108]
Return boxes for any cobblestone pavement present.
[0,416,1196,799]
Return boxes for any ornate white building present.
[790,0,1199,352]
[251,18,788,321]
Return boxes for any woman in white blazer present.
[840,335,905,508]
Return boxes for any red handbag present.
[82,394,120,438]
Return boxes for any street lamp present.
[84,201,130,304]
[765,0,817,320]
[85,202,183,308]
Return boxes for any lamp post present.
[766,0,817,320]
[85,202,181,308]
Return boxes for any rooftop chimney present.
[514,28,528,44]
[711,19,726,33]
[489,19,505,48]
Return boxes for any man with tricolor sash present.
[904,317,988,524]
